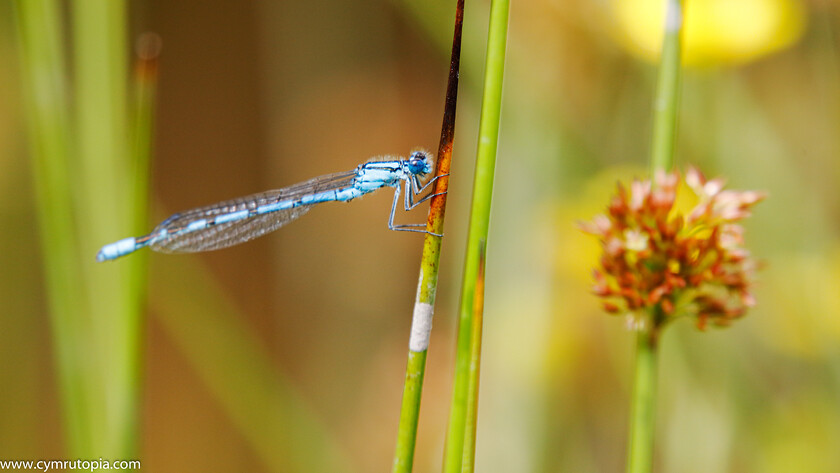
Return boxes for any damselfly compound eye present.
[408,151,430,175]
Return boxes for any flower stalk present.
[583,8,766,471]
[581,167,764,473]
[636,0,682,468]
[650,0,685,175]
[626,310,660,473]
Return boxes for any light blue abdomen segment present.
[96,237,140,262]
[214,209,249,224]
[255,199,295,215]
[334,187,362,201]
[186,219,208,231]
[253,188,365,216]
[301,188,365,204]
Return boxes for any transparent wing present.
[149,170,357,253]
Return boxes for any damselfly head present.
[407,150,433,175]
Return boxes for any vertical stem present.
[72,0,140,456]
[461,241,487,473]
[392,1,464,472]
[130,33,161,235]
[13,0,89,454]
[443,0,509,470]
[16,0,143,456]
[127,33,161,294]
[649,0,685,175]
[626,327,660,473]
[393,350,429,473]
[627,1,684,470]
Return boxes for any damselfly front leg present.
[387,173,449,236]
[406,173,449,210]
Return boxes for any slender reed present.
[391,1,464,472]
[628,1,684,472]
[130,33,161,251]
[72,1,144,456]
[14,0,88,452]
[15,0,145,456]
[442,0,510,470]
[461,240,487,473]
[626,313,662,473]
[649,0,684,176]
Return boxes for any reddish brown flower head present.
[580,167,765,330]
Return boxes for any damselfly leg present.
[388,173,449,236]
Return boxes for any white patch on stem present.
[665,0,682,32]
[409,302,434,352]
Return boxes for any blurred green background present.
[1,0,839,471]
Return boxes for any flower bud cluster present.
[580,168,765,330]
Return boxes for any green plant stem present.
[130,34,159,230]
[461,241,487,473]
[392,1,464,471]
[626,328,660,473]
[628,2,684,471]
[443,0,509,470]
[16,0,142,456]
[13,0,89,454]
[393,350,428,472]
[72,0,142,457]
[127,33,160,292]
[649,0,685,175]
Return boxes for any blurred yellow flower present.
[611,0,807,66]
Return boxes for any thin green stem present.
[649,0,685,175]
[626,326,660,473]
[393,350,429,472]
[392,1,464,471]
[15,0,143,456]
[127,33,160,293]
[130,33,159,236]
[461,241,487,473]
[13,0,89,454]
[627,1,684,471]
[443,0,509,470]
